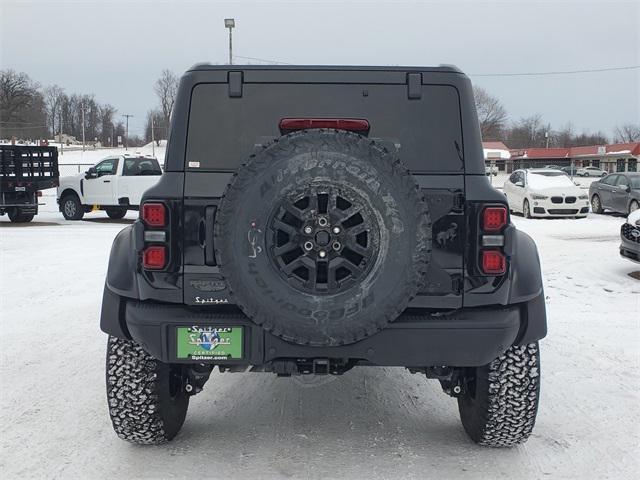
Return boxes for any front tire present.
[106,207,127,219]
[106,336,189,445]
[523,199,532,218]
[458,343,541,447]
[591,194,603,214]
[8,207,34,223]
[61,194,84,220]
[629,200,639,214]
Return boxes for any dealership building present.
[483,142,640,173]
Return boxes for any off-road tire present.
[8,207,34,223]
[591,194,603,214]
[61,194,84,220]
[458,342,541,447]
[106,207,127,219]
[215,129,431,347]
[106,336,189,445]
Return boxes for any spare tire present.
[215,129,431,346]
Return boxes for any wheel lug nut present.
[318,217,328,227]
[303,226,313,234]
[332,226,341,234]
[332,242,341,251]
[318,250,327,258]
[304,241,314,251]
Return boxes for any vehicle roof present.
[187,64,463,74]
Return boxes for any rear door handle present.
[205,206,216,266]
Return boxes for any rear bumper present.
[101,285,547,368]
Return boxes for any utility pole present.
[81,101,86,151]
[224,18,235,65]
[58,110,63,156]
[122,114,133,150]
[151,116,155,157]
[112,123,115,148]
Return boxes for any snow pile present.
[0,199,638,478]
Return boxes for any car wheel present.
[106,336,189,444]
[458,343,541,447]
[591,194,603,214]
[523,199,531,219]
[7,207,35,223]
[106,207,127,219]
[61,194,84,220]
[629,200,640,214]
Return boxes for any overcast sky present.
[1,0,638,139]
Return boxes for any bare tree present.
[0,70,48,139]
[614,124,640,143]
[154,69,178,134]
[44,85,65,137]
[474,87,507,140]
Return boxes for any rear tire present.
[591,194,603,214]
[106,336,189,445]
[8,207,34,223]
[61,194,84,220]
[458,342,541,447]
[106,207,127,219]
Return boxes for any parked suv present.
[100,65,547,447]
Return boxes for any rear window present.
[185,83,463,173]
[122,157,162,176]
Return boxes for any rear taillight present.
[142,203,166,227]
[141,201,169,270]
[481,250,506,275]
[143,245,166,270]
[482,206,507,232]
[479,205,508,275]
[279,118,370,133]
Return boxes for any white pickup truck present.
[57,154,162,220]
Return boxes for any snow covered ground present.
[1,197,639,479]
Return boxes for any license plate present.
[15,186,25,191]
[176,326,243,360]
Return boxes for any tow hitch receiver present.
[424,366,467,397]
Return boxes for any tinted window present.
[615,175,629,187]
[629,176,640,188]
[509,172,519,183]
[95,158,118,176]
[186,83,464,173]
[601,175,618,185]
[123,157,162,176]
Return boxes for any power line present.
[469,65,639,77]
[233,56,639,77]
[233,54,292,65]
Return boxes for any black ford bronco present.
[101,65,546,447]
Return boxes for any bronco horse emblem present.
[436,222,458,246]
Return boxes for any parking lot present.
[0,193,638,479]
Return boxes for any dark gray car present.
[589,172,640,214]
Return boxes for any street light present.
[224,18,235,65]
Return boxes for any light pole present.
[224,18,235,65]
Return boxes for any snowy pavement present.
[1,196,639,479]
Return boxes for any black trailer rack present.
[0,145,59,191]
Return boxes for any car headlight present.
[531,194,548,200]
[578,194,588,200]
